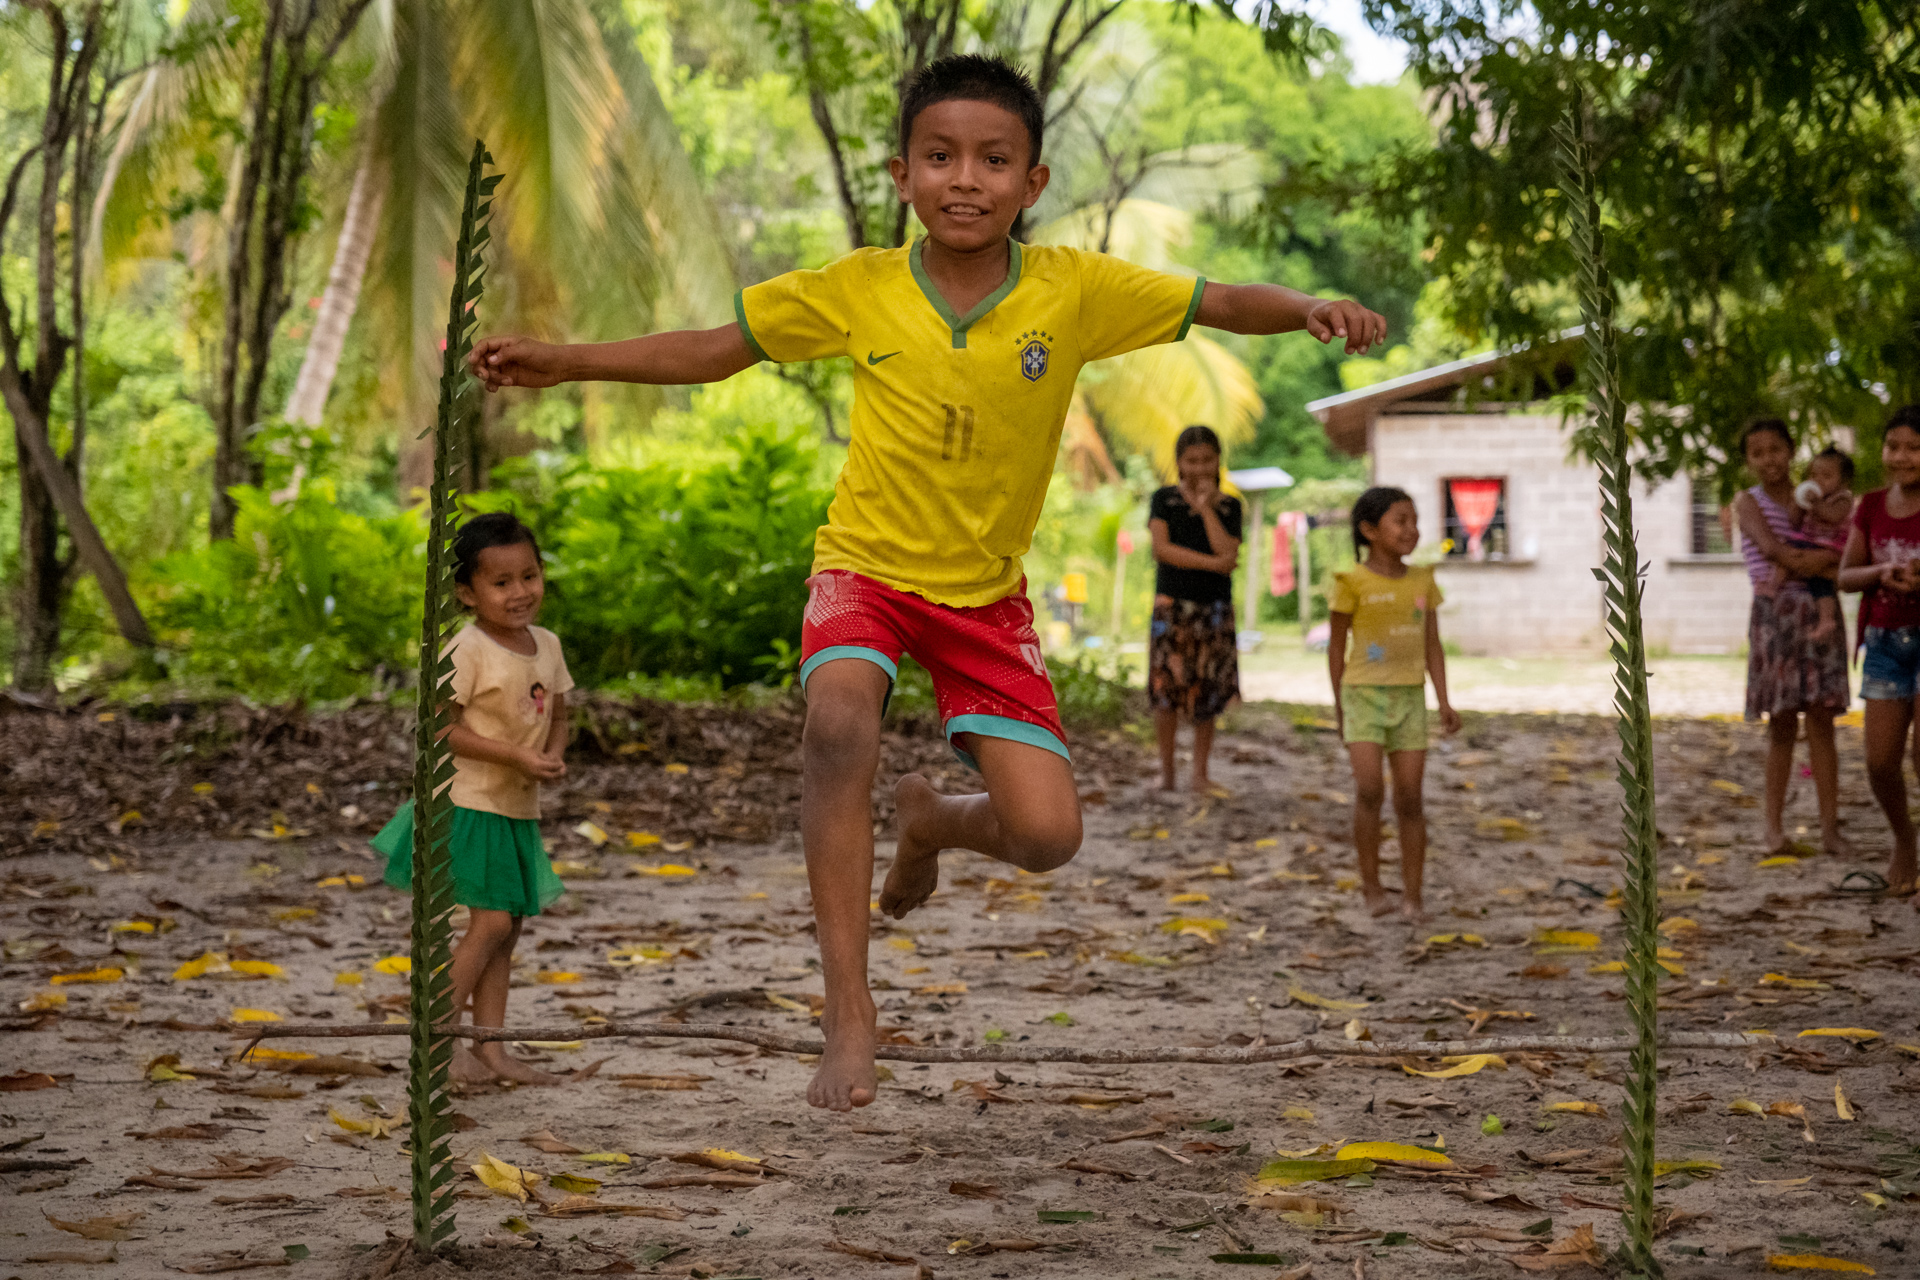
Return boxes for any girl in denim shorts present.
[1838,404,1920,898]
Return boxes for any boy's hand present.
[1305,299,1389,355]
[469,336,569,392]
[514,745,568,782]
[1438,704,1462,736]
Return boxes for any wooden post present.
[1243,492,1264,634]
[1297,514,1313,643]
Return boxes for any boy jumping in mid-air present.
[469,55,1387,1110]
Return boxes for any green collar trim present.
[909,238,1023,349]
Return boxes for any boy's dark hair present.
[1887,404,1920,438]
[1351,486,1412,555]
[1812,446,1856,486]
[899,54,1044,166]
[1740,416,1793,454]
[452,511,541,586]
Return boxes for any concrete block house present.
[1306,344,1751,656]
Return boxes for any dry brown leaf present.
[174,1251,291,1273]
[520,1129,582,1155]
[1058,1158,1137,1181]
[948,1180,1004,1200]
[24,1250,114,1265]
[539,1196,688,1220]
[637,1172,766,1190]
[126,1124,230,1141]
[148,1154,295,1180]
[665,1150,786,1175]
[211,1194,296,1207]
[47,1211,143,1241]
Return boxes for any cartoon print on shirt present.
[530,682,548,718]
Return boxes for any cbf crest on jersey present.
[1017,329,1052,383]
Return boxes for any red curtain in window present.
[1449,479,1502,559]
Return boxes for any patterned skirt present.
[1149,597,1240,720]
[1745,589,1849,721]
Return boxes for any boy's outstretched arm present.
[468,324,757,392]
[1194,284,1388,355]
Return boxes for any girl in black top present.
[1147,425,1243,792]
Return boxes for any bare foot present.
[1762,825,1789,856]
[1158,772,1178,791]
[808,997,877,1112]
[1891,838,1917,900]
[1362,886,1399,918]
[881,774,944,920]
[1822,830,1857,859]
[478,1047,562,1086]
[1398,898,1429,925]
[450,1047,496,1084]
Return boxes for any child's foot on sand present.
[1762,825,1789,856]
[1362,886,1399,918]
[1823,830,1857,859]
[1891,840,1918,901]
[479,1048,562,1086]
[451,1046,497,1085]
[1398,899,1429,925]
[808,999,877,1111]
[1158,772,1178,791]
[881,774,944,919]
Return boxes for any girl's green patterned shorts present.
[1340,684,1428,753]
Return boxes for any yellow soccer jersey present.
[736,239,1205,607]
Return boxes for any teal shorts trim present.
[945,713,1072,771]
[799,645,898,717]
[1340,684,1429,754]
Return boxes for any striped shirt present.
[1742,485,1805,593]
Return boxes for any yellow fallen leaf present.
[1653,1159,1722,1177]
[315,875,365,887]
[230,960,284,978]
[1281,1107,1315,1122]
[535,971,583,985]
[1167,892,1211,904]
[636,863,698,877]
[915,983,968,996]
[887,937,917,952]
[1765,1255,1875,1274]
[1766,1100,1807,1119]
[521,1041,583,1051]
[239,1047,314,1062]
[270,908,316,923]
[1159,917,1228,943]
[50,967,123,985]
[373,956,411,975]
[1757,856,1802,868]
[1588,960,1627,974]
[111,920,155,934]
[1254,838,1279,849]
[18,991,65,1013]
[1333,1141,1451,1166]
[1834,1083,1855,1121]
[1710,779,1745,795]
[1730,1099,1764,1115]
[472,1152,542,1202]
[334,972,363,986]
[1545,1100,1606,1116]
[1533,929,1600,951]
[1404,1053,1505,1079]
[173,952,227,981]
[1288,984,1370,1012]
[549,1173,600,1195]
[607,945,674,967]
[1861,1192,1890,1209]
[1658,917,1699,935]
[663,763,690,775]
[229,1009,280,1023]
[573,821,609,846]
[1896,1044,1920,1058]
[330,1108,396,1139]
[766,994,814,1014]
[1762,974,1829,990]
[578,1152,630,1164]
[1798,1028,1879,1042]
[192,782,215,795]
[625,831,661,848]
[549,860,593,877]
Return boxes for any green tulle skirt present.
[372,800,564,918]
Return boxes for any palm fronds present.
[406,138,496,1256]
[1554,102,1663,1279]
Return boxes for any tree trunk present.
[12,438,65,692]
[285,151,384,426]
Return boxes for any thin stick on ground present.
[233,1020,1772,1064]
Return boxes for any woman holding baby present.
[1734,417,1851,860]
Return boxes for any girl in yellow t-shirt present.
[1327,488,1460,922]
[372,512,572,1085]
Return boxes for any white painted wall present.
[1369,409,1750,656]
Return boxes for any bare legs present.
[1764,707,1848,856]
[1862,697,1920,893]
[801,658,1084,1111]
[1349,743,1428,921]
[1154,708,1219,792]
[447,909,558,1085]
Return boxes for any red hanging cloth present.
[1449,479,1503,559]
[1269,514,1296,597]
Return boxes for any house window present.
[1442,477,1509,560]
[1689,478,1733,555]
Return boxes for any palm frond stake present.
[1554,104,1663,1278]
[408,139,499,1255]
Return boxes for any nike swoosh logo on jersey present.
[867,350,901,365]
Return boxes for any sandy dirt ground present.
[3,700,1918,1279]
[1237,655,1752,720]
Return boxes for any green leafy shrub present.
[149,483,424,700]
[484,422,832,688]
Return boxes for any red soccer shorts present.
[799,570,1069,769]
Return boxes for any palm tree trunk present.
[285,151,384,425]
